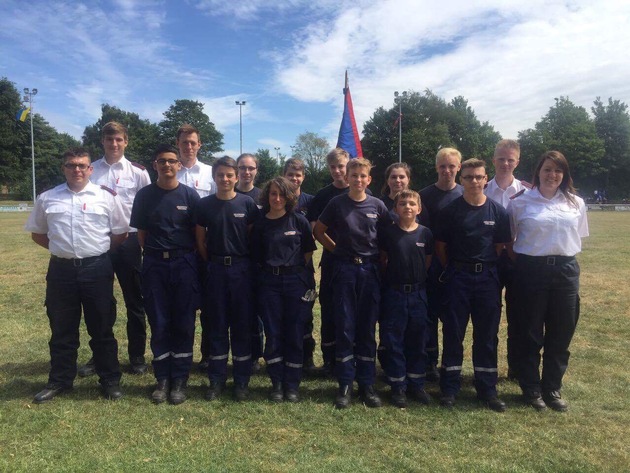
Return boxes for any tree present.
[158,99,223,161]
[254,148,280,186]
[291,131,331,194]
[0,77,29,188]
[518,97,605,191]
[592,97,630,197]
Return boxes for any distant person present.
[508,151,588,412]
[419,148,463,382]
[378,190,433,408]
[251,177,317,402]
[25,148,127,403]
[314,158,391,409]
[380,162,411,210]
[130,144,200,405]
[83,121,151,377]
[435,158,511,412]
[195,156,259,401]
[175,124,215,372]
[484,139,529,380]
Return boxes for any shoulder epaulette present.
[100,185,118,196]
[521,181,533,189]
[510,189,526,200]
[131,161,146,171]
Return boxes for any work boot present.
[233,383,249,402]
[358,385,382,408]
[130,356,148,375]
[408,388,432,405]
[390,386,407,408]
[269,382,284,402]
[523,390,547,411]
[33,384,71,404]
[102,382,123,400]
[152,379,169,404]
[169,378,187,405]
[205,380,226,401]
[543,390,568,412]
[335,384,352,409]
[284,388,300,403]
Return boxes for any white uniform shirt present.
[177,160,216,197]
[485,177,527,209]
[507,188,589,257]
[25,182,128,259]
[90,155,151,230]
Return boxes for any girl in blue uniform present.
[251,177,317,402]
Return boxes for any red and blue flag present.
[336,71,363,158]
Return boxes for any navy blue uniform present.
[379,224,433,390]
[319,194,390,386]
[251,212,317,390]
[419,184,464,371]
[435,196,511,398]
[131,183,200,382]
[195,193,259,385]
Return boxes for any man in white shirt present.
[25,148,128,403]
[82,121,152,376]
[484,139,529,380]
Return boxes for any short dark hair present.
[284,157,305,174]
[460,158,486,172]
[101,121,128,140]
[62,148,91,164]
[153,144,180,161]
[212,156,238,179]
[176,124,200,141]
[259,176,298,213]
[393,189,421,207]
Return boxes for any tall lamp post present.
[394,91,407,163]
[24,88,38,204]
[235,100,246,155]
[274,146,280,163]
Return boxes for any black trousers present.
[497,250,519,372]
[109,232,146,360]
[513,255,580,393]
[45,254,121,387]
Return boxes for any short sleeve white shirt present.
[507,188,589,257]
[25,182,128,259]
[90,155,151,229]
[485,177,527,209]
[177,160,216,197]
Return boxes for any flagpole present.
[24,88,38,204]
[394,91,407,163]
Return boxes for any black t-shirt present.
[319,194,391,258]
[307,183,372,224]
[195,193,260,256]
[381,193,427,226]
[295,192,314,217]
[250,212,317,267]
[379,224,433,285]
[435,196,511,263]
[130,183,199,251]
[236,186,262,209]
[419,183,463,230]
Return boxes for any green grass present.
[1,212,629,472]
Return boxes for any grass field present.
[0,212,628,472]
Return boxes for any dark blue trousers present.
[203,259,253,385]
[513,255,580,393]
[319,251,336,366]
[332,260,380,386]
[440,266,502,398]
[380,286,429,390]
[497,250,519,373]
[425,258,447,368]
[258,270,311,390]
[45,254,120,387]
[142,252,198,381]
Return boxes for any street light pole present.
[394,91,407,163]
[235,100,246,155]
[24,88,38,204]
[274,147,280,163]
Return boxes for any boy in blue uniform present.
[435,158,511,412]
[130,144,200,404]
[195,156,259,401]
[314,158,391,409]
[379,190,433,408]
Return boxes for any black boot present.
[152,379,169,404]
[335,384,352,409]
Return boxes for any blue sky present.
[2,0,629,160]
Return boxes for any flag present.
[16,107,30,122]
[336,71,363,158]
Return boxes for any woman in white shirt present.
[508,151,588,412]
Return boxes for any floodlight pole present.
[394,91,407,163]
[24,88,38,204]
[274,147,280,163]
[235,100,246,155]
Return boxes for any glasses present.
[63,163,91,171]
[461,175,487,182]
[238,166,257,172]
[156,159,180,166]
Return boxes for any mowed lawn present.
[0,211,628,472]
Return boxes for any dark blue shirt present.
[250,212,316,267]
[295,192,314,217]
[379,224,433,285]
[419,183,463,231]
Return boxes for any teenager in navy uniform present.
[175,124,215,372]
[83,121,151,376]
[484,139,529,380]
[130,144,200,405]
[435,158,511,412]
[419,148,463,382]
[251,177,317,402]
[25,148,127,403]
[314,158,391,409]
[508,151,588,411]
[195,156,259,401]
[283,158,317,374]
[379,190,433,408]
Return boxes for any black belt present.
[143,248,193,259]
[338,255,377,265]
[262,264,305,275]
[518,254,575,266]
[451,261,496,273]
[209,255,248,266]
[388,283,425,293]
[50,253,107,267]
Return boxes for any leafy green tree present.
[158,99,223,161]
[254,148,280,187]
[0,77,29,188]
[592,97,630,197]
[290,132,331,194]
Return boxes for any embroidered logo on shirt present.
[483,220,496,226]
[416,242,425,247]
[233,213,245,217]
[284,231,298,236]
[366,213,378,218]
[176,206,188,210]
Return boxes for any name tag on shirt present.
[176,206,188,211]
[366,213,377,218]
[284,231,297,236]
[483,220,496,226]
[233,213,245,218]
[416,242,425,247]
